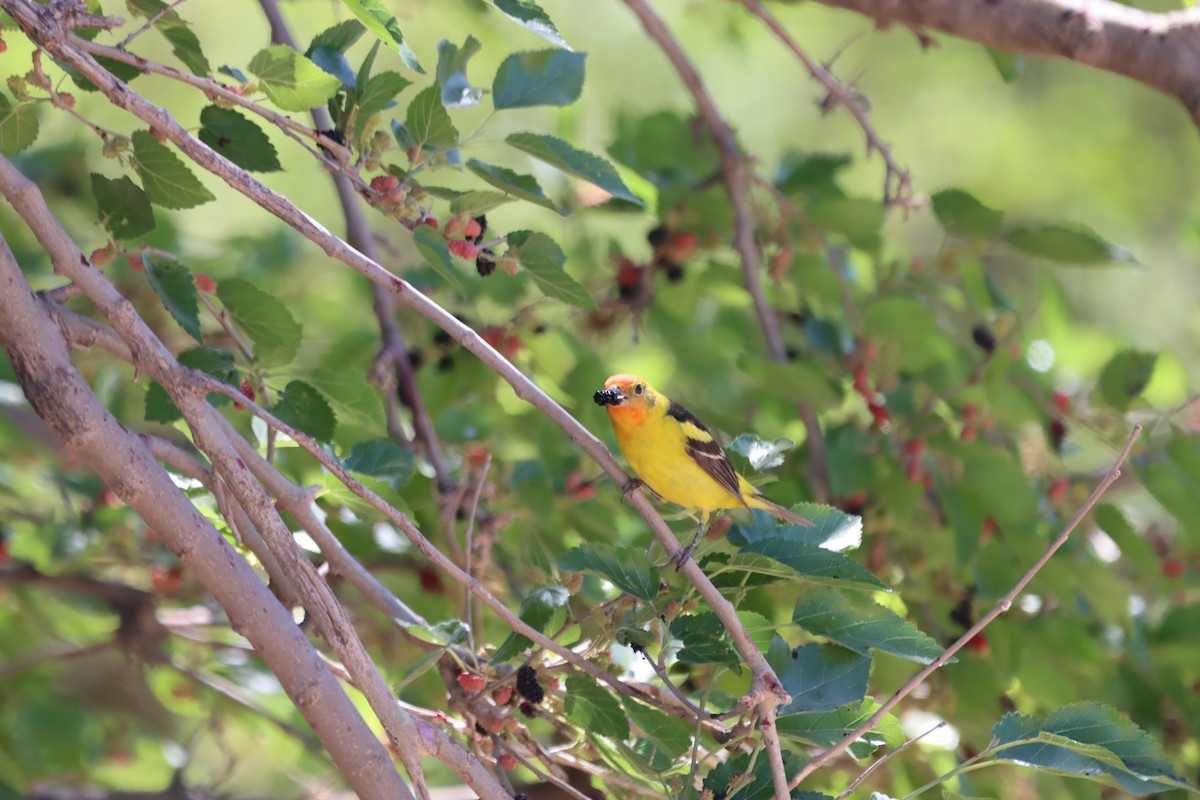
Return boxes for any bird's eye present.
[634,383,644,395]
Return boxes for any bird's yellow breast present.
[610,408,746,514]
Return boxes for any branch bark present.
[801,0,1200,129]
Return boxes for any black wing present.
[667,399,746,505]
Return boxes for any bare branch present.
[799,0,1200,130]
[791,424,1143,790]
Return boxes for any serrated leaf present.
[412,225,463,291]
[132,130,215,209]
[215,277,301,367]
[198,106,282,173]
[449,191,514,216]
[670,612,738,665]
[141,254,203,341]
[127,0,210,75]
[1005,223,1136,265]
[145,346,237,423]
[492,0,570,49]
[741,538,888,592]
[405,84,459,151]
[273,380,337,442]
[992,704,1192,795]
[768,637,871,714]
[932,188,1004,238]
[506,132,641,205]
[706,752,831,800]
[556,542,659,602]
[622,698,692,758]
[308,20,366,54]
[466,159,560,213]
[729,506,863,553]
[505,229,595,309]
[793,587,946,664]
[1097,350,1157,412]
[338,0,423,72]
[248,45,342,112]
[354,71,412,142]
[775,700,894,755]
[564,675,629,739]
[492,50,586,109]
[728,433,794,471]
[91,174,156,239]
[491,584,569,662]
[343,440,413,489]
[300,367,385,435]
[436,36,483,109]
[0,96,40,155]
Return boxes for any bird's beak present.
[593,386,625,407]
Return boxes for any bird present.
[593,373,813,567]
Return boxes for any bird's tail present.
[750,495,814,527]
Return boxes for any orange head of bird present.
[594,374,658,425]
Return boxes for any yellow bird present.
[594,373,813,567]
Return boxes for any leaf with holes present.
[91,174,156,239]
[198,107,281,173]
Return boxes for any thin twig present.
[834,721,946,800]
[620,0,787,363]
[736,0,917,209]
[464,454,491,654]
[117,0,188,49]
[789,424,1142,789]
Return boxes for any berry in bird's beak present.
[594,386,624,407]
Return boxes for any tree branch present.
[790,423,1142,790]
[799,0,1200,130]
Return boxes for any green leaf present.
[198,106,282,173]
[992,703,1192,795]
[505,229,595,309]
[742,537,888,592]
[505,132,642,205]
[564,675,629,739]
[705,752,831,800]
[436,36,483,109]
[308,20,366,54]
[492,50,586,109]
[215,277,302,367]
[729,506,863,553]
[807,194,884,245]
[405,84,460,151]
[131,130,215,209]
[0,96,39,155]
[353,71,412,142]
[775,700,896,757]
[670,612,738,665]
[1097,350,1157,411]
[145,347,237,423]
[776,151,851,194]
[986,47,1024,83]
[491,584,569,662]
[792,587,946,664]
[622,698,692,758]
[932,188,1005,238]
[466,159,560,213]
[1005,223,1136,265]
[556,542,659,602]
[342,440,413,489]
[768,637,871,714]
[412,225,463,291]
[91,174,156,239]
[273,380,337,442]
[309,46,357,89]
[448,191,515,216]
[127,0,210,75]
[140,254,203,342]
[248,45,342,112]
[338,0,423,72]
[491,0,570,49]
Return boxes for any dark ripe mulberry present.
[474,721,487,736]
[664,264,685,282]
[971,324,996,355]
[468,215,488,245]
[476,249,497,277]
[515,664,544,704]
[949,598,974,630]
[647,224,669,247]
[518,701,536,718]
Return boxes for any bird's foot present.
[621,478,646,501]
[668,540,701,571]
